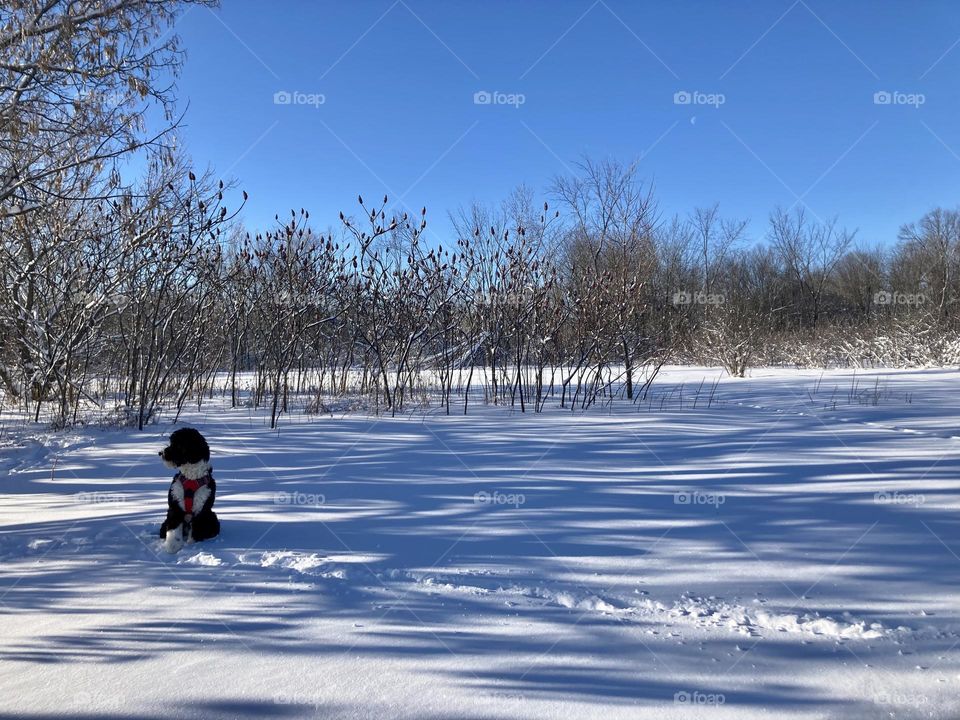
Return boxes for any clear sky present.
[169,0,960,246]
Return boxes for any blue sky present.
[169,0,960,246]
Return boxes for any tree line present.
[2,0,957,429]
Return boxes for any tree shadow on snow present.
[1,406,958,716]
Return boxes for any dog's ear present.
[194,431,210,463]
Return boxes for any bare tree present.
[769,207,855,328]
[896,208,960,321]
[553,157,662,400]
[0,0,214,218]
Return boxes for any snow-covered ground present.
[1,366,958,719]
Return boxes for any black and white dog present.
[159,428,220,552]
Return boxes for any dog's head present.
[159,428,210,476]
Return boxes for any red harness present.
[179,475,209,514]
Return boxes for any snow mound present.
[180,551,222,567]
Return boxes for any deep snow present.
[1,367,958,719]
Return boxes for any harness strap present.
[177,474,210,514]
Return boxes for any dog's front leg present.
[164,522,185,553]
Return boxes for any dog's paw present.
[164,527,184,554]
